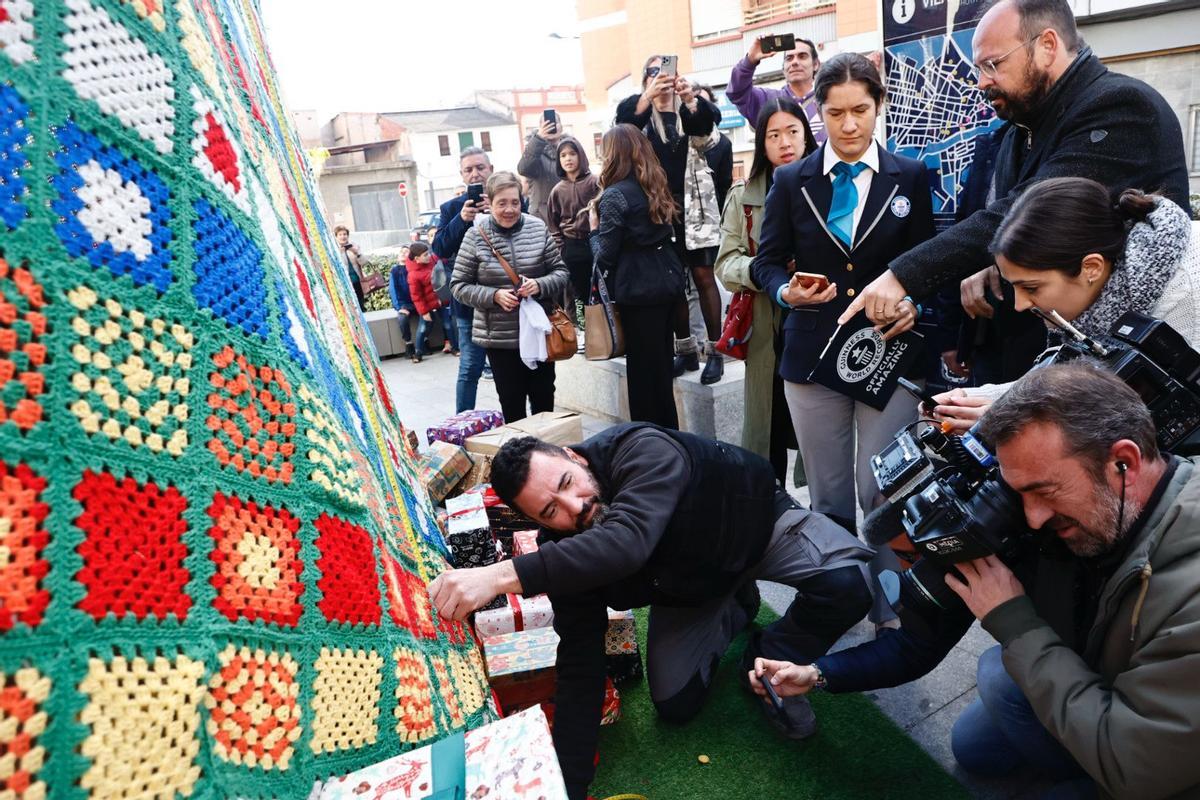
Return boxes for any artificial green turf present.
[590,608,969,800]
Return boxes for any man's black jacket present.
[510,424,777,799]
[890,49,1190,297]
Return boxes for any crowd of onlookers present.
[342,0,1200,795]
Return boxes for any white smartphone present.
[660,54,678,79]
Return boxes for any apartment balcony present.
[742,0,835,27]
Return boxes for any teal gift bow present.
[827,161,869,247]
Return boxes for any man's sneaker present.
[481,365,494,382]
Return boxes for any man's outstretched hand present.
[429,560,522,621]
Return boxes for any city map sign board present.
[884,0,1003,230]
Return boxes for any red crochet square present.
[0,462,50,630]
[208,493,303,627]
[73,470,191,621]
[314,514,380,626]
[0,257,48,433]
[206,345,296,484]
[381,551,437,640]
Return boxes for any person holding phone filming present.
[727,34,826,142]
[751,53,935,628]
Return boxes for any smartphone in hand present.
[897,377,940,414]
[794,272,831,292]
[660,54,678,79]
[467,183,484,204]
[542,108,557,135]
[760,33,797,54]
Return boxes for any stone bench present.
[554,355,745,444]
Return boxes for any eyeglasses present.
[972,33,1042,79]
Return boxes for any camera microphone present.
[862,499,908,547]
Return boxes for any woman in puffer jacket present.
[451,171,570,422]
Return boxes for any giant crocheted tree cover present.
[0,1,491,796]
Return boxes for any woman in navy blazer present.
[751,53,935,627]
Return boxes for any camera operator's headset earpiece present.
[1116,461,1128,532]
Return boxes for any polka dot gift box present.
[0,1,490,797]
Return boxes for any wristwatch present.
[808,663,828,691]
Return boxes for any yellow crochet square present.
[297,384,364,509]
[204,644,301,771]
[78,654,205,799]
[448,650,486,718]
[309,647,383,754]
[0,667,51,800]
[66,284,193,457]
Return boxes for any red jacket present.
[406,256,444,315]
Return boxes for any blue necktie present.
[827,161,869,247]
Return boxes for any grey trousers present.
[646,495,873,708]
[782,380,920,623]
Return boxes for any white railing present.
[743,0,835,26]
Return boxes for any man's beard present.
[986,61,1053,122]
[1045,481,1142,558]
[575,496,611,532]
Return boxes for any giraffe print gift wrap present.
[0,0,490,796]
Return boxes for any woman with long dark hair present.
[616,56,725,383]
[932,176,1200,431]
[752,53,935,629]
[588,124,686,428]
[715,97,817,482]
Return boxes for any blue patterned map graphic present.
[885,28,1003,228]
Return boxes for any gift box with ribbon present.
[464,411,583,456]
[426,409,505,447]
[418,441,473,503]
[445,491,497,570]
[512,529,540,557]
[316,705,568,799]
[474,592,554,637]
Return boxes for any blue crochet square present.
[51,122,174,292]
[0,85,30,231]
[275,277,309,368]
[192,198,269,340]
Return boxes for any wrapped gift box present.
[513,529,540,557]
[606,608,643,685]
[426,409,505,447]
[418,441,473,503]
[317,705,567,799]
[445,493,498,571]
[474,592,554,637]
[465,411,583,456]
[484,626,559,711]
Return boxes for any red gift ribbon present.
[507,592,524,630]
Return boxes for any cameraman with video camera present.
[749,362,1200,798]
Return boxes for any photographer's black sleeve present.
[814,610,974,692]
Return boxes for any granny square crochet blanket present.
[0,1,492,797]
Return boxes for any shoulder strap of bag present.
[477,224,521,288]
[744,204,756,256]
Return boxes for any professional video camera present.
[868,310,1200,635]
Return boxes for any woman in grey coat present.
[451,171,570,422]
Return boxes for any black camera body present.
[871,311,1200,634]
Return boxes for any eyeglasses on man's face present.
[972,32,1043,79]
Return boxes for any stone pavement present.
[381,349,1041,799]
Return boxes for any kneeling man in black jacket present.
[429,423,873,800]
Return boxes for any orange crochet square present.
[0,256,47,433]
[205,644,301,771]
[381,551,436,639]
[392,647,435,744]
[0,462,50,631]
[206,345,295,483]
[0,667,51,798]
[79,653,205,797]
[309,647,383,754]
[73,470,191,622]
[208,493,304,627]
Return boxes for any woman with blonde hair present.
[588,124,686,428]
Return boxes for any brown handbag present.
[478,226,577,362]
[585,266,625,360]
